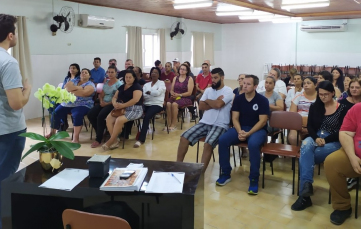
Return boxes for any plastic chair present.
[62,209,131,229]
[261,111,303,195]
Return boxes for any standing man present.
[217,75,269,195]
[257,68,287,100]
[90,57,106,84]
[177,68,233,171]
[0,14,32,228]
[195,63,212,119]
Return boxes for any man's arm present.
[232,111,241,133]
[340,131,361,174]
[204,98,225,109]
[244,114,268,137]
[5,78,32,110]
[199,101,212,111]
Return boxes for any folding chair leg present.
[212,150,215,162]
[271,161,274,175]
[90,126,93,140]
[355,178,359,219]
[262,156,266,189]
[151,117,155,140]
[297,159,300,196]
[292,158,295,195]
[196,141,199,163]
[231,146,236,167]
[83,118,88,132]
[122,128,126,149]
[238,147,242,166]
[318,164,321,175]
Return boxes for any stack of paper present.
[145,171,185,193]
[99,168,148,191]
[39,168,89,191]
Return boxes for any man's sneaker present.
[216,174,231,186]
[330,208,352,225]
[248,179,259,195]
[291,196,312,211]
[347,178,358,190]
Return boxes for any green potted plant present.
[20,83,80,171]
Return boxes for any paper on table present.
[126,163,144,169]
[145,171,185,193]
[39,168,89,191]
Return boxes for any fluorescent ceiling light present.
[174,0,213,9]
[282,0,329,4]
[281,1,330,10]
[239,14,274,20]
[258,15,289,22]
[216,10,254,16]
[216,3,250,11]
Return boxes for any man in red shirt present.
[325,102,361,225]
[195,63,212,119]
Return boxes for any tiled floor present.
[20,116,361,229]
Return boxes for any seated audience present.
[338,75,355,101]
[284,68,297,88]
[117,59,133,80]
[90,57,106,84]
[285,74,303,111]
[134,67,166,148]
[331,67,345,92]
[291,81,352,211]
[87,66,122,148]
[288,76,317,145]
[172,58,180,76]
[257,68,287,100]
[155,60,165,74]
[62,63,80,89]
[183,61,197,121]
[134,66,146,86]
[259,76,284,133]
[103,70,143,150]
[176,68,233,171]
[183,61,194,77]
[217,75,269,195]
[160,62,175,83]
[324,103,361,225]
[166,64,194,131]
[195,63,212,119]
[317,70,341,98]
[233,74,245,96]
[46,68,96,143]
[199,59,211,74]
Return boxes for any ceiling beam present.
[296,11,361,17]
[220,0,294,17]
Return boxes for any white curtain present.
[192,31,204,68]
[158,28,166,64]
[126,26,143,67]
[204,32,214,66]
[12,16,32,83]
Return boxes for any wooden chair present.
[62,209,131,229]
[261,111,303,195]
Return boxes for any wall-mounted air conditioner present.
[300,25,347,33]
[78,14,115,29]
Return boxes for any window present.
[142,32,159,68]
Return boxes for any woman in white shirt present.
[285,74,304,111]
[288,76,317,145]
[134,67,166,148]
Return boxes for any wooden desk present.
[1,157,204,229]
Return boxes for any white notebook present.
[145,171,185,193]
[100,168,148,192]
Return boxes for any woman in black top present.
[103,69,143,150]
[331,67,345,92]
[291,81,353,211]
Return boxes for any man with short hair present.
[324,103,361,225]
[256,68,287,100]
[199,60,211,74]
[117,59,133,80]
[195,63,212,119]
[217,75,269,195]
[0,14,32,228]
[90,57,106,84]
[177,68,233,171]
[155,60,165,74]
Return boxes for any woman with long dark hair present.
[62,63,80,88]
[291,81,353,211]
[338,75,355,101]
[317,70,341,98]
[331,67,345,92]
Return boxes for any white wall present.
[1,0,222,119]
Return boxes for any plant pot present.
[39,149,63,172]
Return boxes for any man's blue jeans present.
[218,126,267,181]
[0,128,26,229]
[299,130,341,192]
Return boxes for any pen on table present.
[171,173,181,184]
